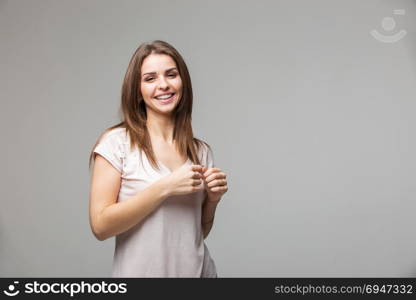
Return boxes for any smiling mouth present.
[154,93,175,100]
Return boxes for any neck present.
[146,112,175,144]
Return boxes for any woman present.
[88,40,228,278]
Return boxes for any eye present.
[168,73,177,78]
[144,77,154,82]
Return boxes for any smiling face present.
[140,53,183,117]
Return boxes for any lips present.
[154,93,175,100]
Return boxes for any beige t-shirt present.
[93,127,217,278]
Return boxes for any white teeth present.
[155,93,174,100]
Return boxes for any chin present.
[155,103,177,115]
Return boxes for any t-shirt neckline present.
[157,158,192,174]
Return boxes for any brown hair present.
[88,40,210,171]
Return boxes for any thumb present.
[201,167,209,183]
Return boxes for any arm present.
[89,154,171,241]
[201,196,220,239]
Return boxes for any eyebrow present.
[142,67,178,77]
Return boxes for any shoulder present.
[194,138,211,152]
[94,127,128,155]
[193,138,214,163]
[98,127,127,145]
[102,127,127,139]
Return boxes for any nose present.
[158,76,169,90]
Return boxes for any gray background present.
[1,0,415,277]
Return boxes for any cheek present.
[141,83,154,98]
[174,78,183,92]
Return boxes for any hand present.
[201,167,228,203]
[164,164,205,196]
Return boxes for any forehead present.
[141,54,177,73]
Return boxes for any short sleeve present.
[93,130,124,173]
[205,144,215,169]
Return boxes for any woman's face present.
[140,53,183,117]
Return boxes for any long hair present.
[88,40,210,171]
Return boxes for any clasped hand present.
[166,164,228,203]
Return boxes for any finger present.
[203,167,221,177]
[210,185,228,192]
[191,165,204,173]
[209,179,227,187]
[191,171,202,179]
[192,179,202,186]
[194,183,205,191]
[205,172,226,183]
[207,179,227,188]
